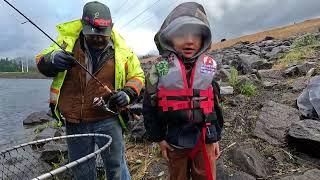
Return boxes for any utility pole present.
[21,59,24,72]
[26,59,29,72]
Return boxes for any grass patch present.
[240,82,257,97]
[274,34,318,69]
[228,67,257,97]
[228,66,239,87]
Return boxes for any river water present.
[0,78,52,149]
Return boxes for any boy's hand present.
[159,140,174,161]
[213,142,221,159]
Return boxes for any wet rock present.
[288,120,320,158]
[254,101,300,145]
[23,111,54,125]
[280,169,320,180]
[231,145,269,178]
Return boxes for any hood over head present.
[154,2,212,59]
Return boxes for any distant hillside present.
[211,18,320,50]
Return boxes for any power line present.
[113,0,128,16]
[129,0,182,30]
[119,0,162,30]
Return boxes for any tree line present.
[0,58,38,72]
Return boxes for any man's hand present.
[109,91,130,107]
[213,142,220,159]
[52,50,76,71]
[159,140,174,161]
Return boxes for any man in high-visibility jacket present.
[36,2,144,180]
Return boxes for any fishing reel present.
[93,96,118,115]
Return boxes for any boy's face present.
[171,28,202,59]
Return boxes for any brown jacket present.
[58,40,115,123]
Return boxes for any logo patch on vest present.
[156,60,169,77]
[201,56,216,74]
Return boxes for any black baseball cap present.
[81,1,113,36]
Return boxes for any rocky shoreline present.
[0,72,48,79]
[2,32,320,179]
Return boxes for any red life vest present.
[157,53,216,116]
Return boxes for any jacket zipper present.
[79,70,84,122]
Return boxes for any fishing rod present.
[3,0,111,93]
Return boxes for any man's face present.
[84,35,111,50]
[170,27,203,59]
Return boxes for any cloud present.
[1,0,320,58]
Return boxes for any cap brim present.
[82,24,112,36]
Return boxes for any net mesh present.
[0,134,112,180]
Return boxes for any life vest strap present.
[188,123,214,180]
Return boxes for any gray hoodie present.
[154,2,212,59]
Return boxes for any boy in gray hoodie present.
[143,2,223,180]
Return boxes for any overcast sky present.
[1,0,320,58]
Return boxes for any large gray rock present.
[257,69,284,81]
[284,66,300,77]
[284,62,317,77]
[280,169,320,180]
[297,62,317,75]
[221,171,256,180]
[288,120,320,158]
[254,101,300,145]
[216,159,256,180]
[33,127,65,141]
[231,145,268,178]
[289,77,309,92]
[23,111,54,125]
[238,54,271,70]
[265,46,290,59]
[40,141,68,163]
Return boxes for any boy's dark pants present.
[168,144,216,180]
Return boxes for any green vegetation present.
[228,67,239,87]
[228,67,257,97]
[240,82,257,97]
[34,121,63,134]
[275,34,319,68]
